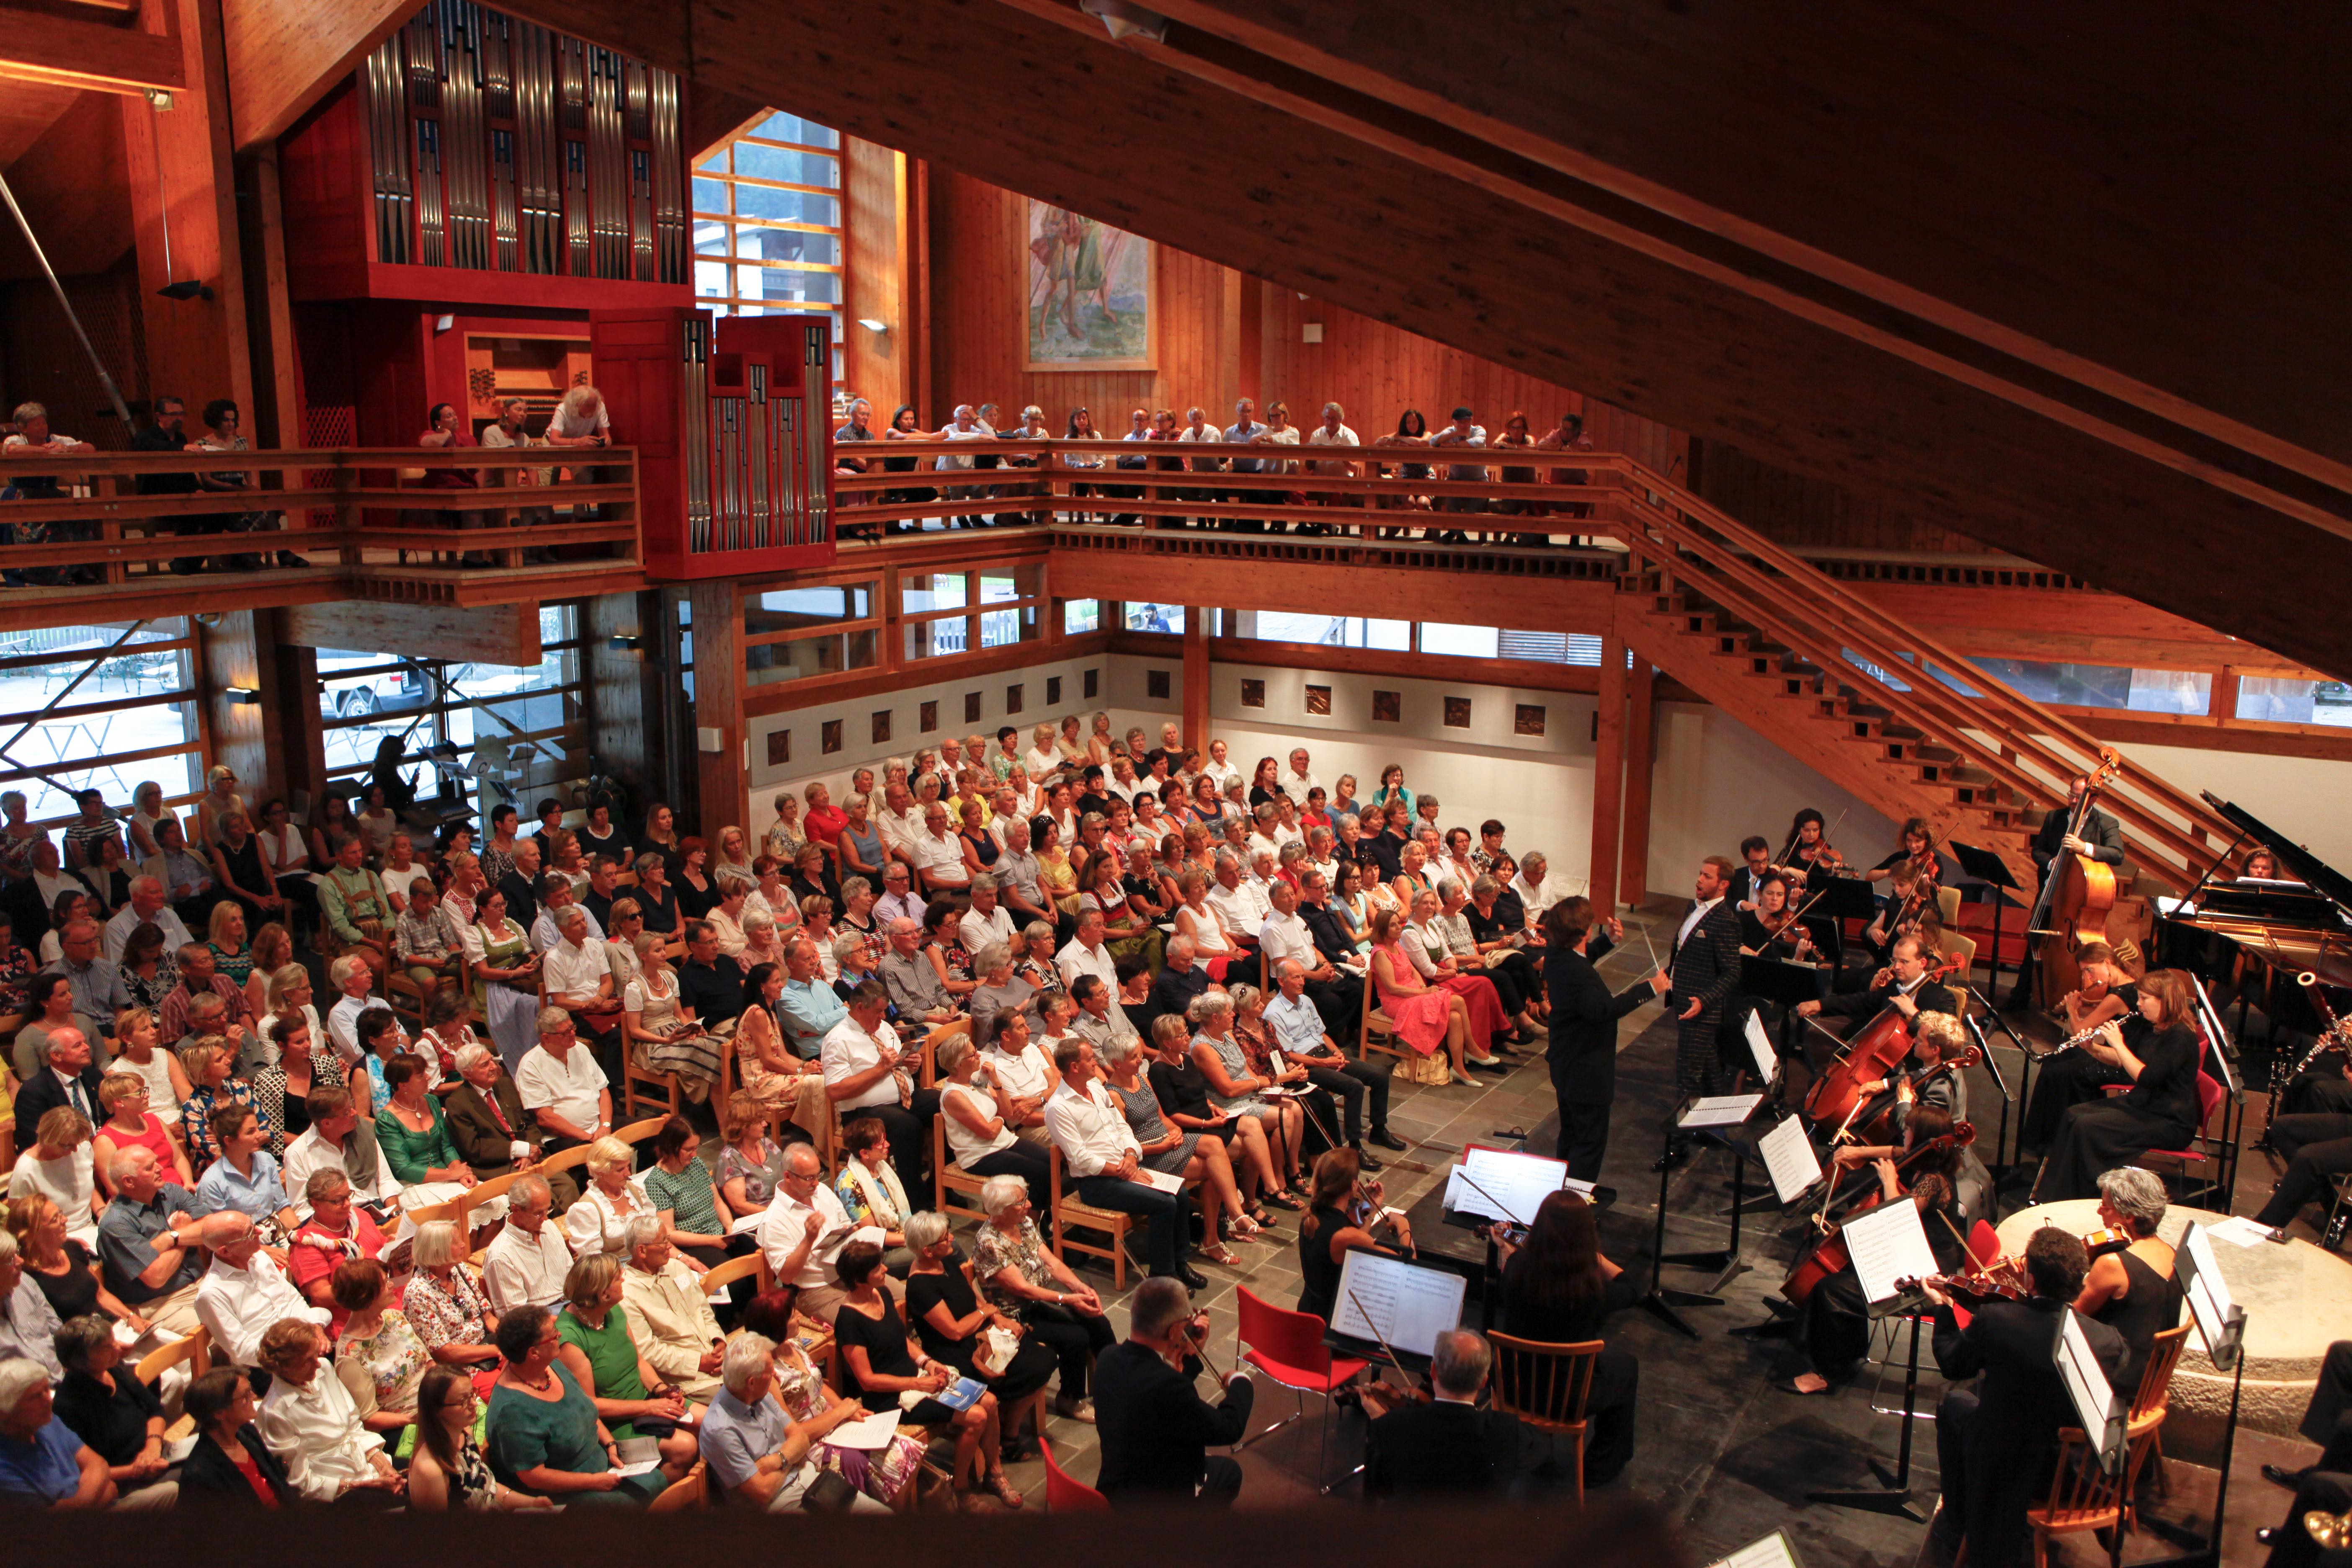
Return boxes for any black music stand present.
[1947,839,2025,993]
[1642,1093,1763,1338]
[1808,1309,1930,1521]
[1805,877,1879,969]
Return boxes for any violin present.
[2080,1226,2133,1261]
[1782,1123,1975,1306]
[1922,1255,2030,1306]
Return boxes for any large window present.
[902,567,1043,661]
[319,604,586,817]
[1235,612,1410,650]
[0,622,202,826]
[745,580,879,687]
[2237,676,2352,727]
[694,111,845,390]
[1972,659,2212,717]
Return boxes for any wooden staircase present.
[1600,467,2238,899]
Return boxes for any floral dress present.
[181,1078,265,1174]
[336,1308,432,1417]
[717,1136,785,1209]
[972,1215,1062,1310]
[769,1339,924,1504]
[406,1264,495,1352]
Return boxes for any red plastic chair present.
[1967,1220,2000,1266]
[1042,1436,1108,1512]
[2106,1071,2227,1206]
[1235,1284,1369,1484]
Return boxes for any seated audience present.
[92,1148,206,1336]
[699,1330,891,1514]
[10,1107,103,1247]
[0,1354,116,1508]
[566,1135,655,1257]
[48,1313,173,1507]
[832,1238,1017,1508]
[483,1174,575,1315]
[406,1219,503,1370]
[253,1317,402,1504]
[407,1364,555,1511]
[736,1288,925,1505]
[330,1257,431,1434]
[617,1217,728,1402]
[484,1302,668,1506]
[553,1251,699,1477]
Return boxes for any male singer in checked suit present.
[1660,856,1743,1166]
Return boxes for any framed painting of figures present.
[1024,198,1154,370]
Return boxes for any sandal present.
[986,1470,1026,1507]
[1262,1190,1304,1211]
[1200,1241,1241,1266]
[1228,1214,1263,1241]
[1248,1206,1275,1228]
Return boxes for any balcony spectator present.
[3,401,97,585]
[418,402,485,564]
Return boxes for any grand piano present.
[2162,793,2352,993]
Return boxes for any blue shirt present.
[97,1182,204,1302]
[697,1386,785,1496]
[193,1150,289,1222]
[777,979,846,1060]
[1222,420,1266,472]
[1264,991,1329,1056]
[0,1417,84,1504]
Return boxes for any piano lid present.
[2200,792,2352,917]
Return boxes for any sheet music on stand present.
[1328,1248,1467,1359]
[1707,1529,1807,1568]
[2186,972,2244,1097]
[1743,1011,1779,1088]
[1678,1091,1767,1130]
[2053,1308,2129,1474]
[2178,1223,2248,1371]
[1839,1195,1939,1313]
[1441,1146,1592,1227]
[1758,1114,1823,1207]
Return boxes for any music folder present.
[1757,1114,1823,1207]
[2053,1307,2129,1474]
[1440,1145,1593,1229]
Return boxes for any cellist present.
[1821,1013,1994,1219]
[1775,1104,1970,1396]
[1794,934,1956,1042]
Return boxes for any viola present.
[1782,1124,1974,1307]
[1928,1257,2030,1306]
[2081,1227,2133,1261]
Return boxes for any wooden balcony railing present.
[1,446,643,625]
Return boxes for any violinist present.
[1865,818,1959,889]
[1858,861,1938,968]
[2037,970,2205,1203]
[1493,1191,1639,1483]
[1794,934,1954,1037]
[1295,1147,1412,1327]
[1779,810,1847,962]
[2017,941,2138,1157]
[1824,1018,1993,1219]
[1918,1228,2126,1568]
[1778,1113,1968,1396]
[2076,1166,2181,1401]
[1738,873,1816,963]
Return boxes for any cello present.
[2028,747,2125,1003]
[1798,949,1966,1129]
[1781,1123,1975,1307]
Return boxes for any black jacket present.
[1543,934,1659,1104]
[15,1062,105,1151]
[2031,805,2122,869]
[1819,976,1957,1025]
[1667,901,1743,1032]
[1092,1340,1254,1502]
[1298,900,1361,971]
[495,869,539,934]
[179,1427,299,1507]
[1364,1398,1524,1500]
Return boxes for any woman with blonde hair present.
[714,824,756,883]
[100,1006,193,1145]
[552,1251,699,1473]
[565,1135,654,1256]
[10,1108,103,1244]
[91,1071,191,1194]
[244,921,294,1021]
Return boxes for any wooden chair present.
[620,1027,685,1124]
[616,1113,670,1148]
[1047,1144,1135,1290]
[647,1459,709,1511]
[2123,1322,2192,1506]
[1042,1434,1108,1512]
[701,1250,772,1301]
[2012,1412,2165,1565]
[137,1328,213,1439]
[1355,968,1407,1066]
[402,1194,465,1230]
[1486,1331,1606,1508]
[534,1140,595,1207]
[933,1115,989,1225]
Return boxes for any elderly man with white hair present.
[958,872,1018,955]
[191,1211,331,1368]
[542,903,620,1073]
[1510,851,1565,923]
[482,1173,573,1313]
[617,1216,727,1403]
[323,953,380,1064]
[1055,906,1118,995]
[100,875,191,965]
[908,802,970,895]
[93,1146,207,1335]
[699,1331,890,1512]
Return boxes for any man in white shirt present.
[101,876,191,964]
[322,954,379,1065]
[281,1093,399,1209]
[820,983,938,1197]
[1430,405,1491,518]
[875,781,924,864]
[1280,748,1321,806]
[1510,852,1565,925]
[957,874,1018,956]
[1055,908,1118,995]
[192,1212,332,1367]
[515,1006,611,1154]
[755,1141,864,1320]
[908,802,970,895]
[935,405,990,527]
[1305,401,1360,480]
[540,906,618,1072]
[481,1173,573,1313]
[1041,1037,1195,1285]
[1205,854,1271,946]
[1256,877,1318,979]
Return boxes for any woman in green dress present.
[468,887,541,1071]
[551,1253,700,1473]
[374,1054,506,1219]
[484,1303,672,1506]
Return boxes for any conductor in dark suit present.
[1920,1228,2126,1568]
[1541,897,1668,1181]
[442,1038,581,1210]
[1364,1328,1525,1501]
[1664,856,1743,1100]
[13,1024,104,1153]
[1093,1276,1254,1506]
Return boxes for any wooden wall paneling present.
[242,143,303,448]
[119,0,253,421]
[841,137,906,415]
[199,609,273,804]
[1182,608,1210,753]
[221,0,413,152]
[686,578,745,836]
[583,590,664,807]
[0,93,135,284]
[1620,653,1653,906]
[1589,628,1625,913]
[1691,439,1990,556]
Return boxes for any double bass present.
[2030,747,2125,1002]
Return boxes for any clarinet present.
[2031,1020,2114,1062]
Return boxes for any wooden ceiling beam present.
[0,4,182,94]
[222,0,415,151]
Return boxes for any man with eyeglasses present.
[514,1006,610,1157]
[873,861,924,928]
[754,1142,864,1322]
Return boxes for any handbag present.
[799,1467,860,1513]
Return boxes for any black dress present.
[1150,1057,1241,1145]
[904,1263,1055,1401]
[2020,982,2141,1153]
[673,873,719,921]
[1499,1254,1642,1482]
[218,836,271,917]
[833,1292,962,1425]
[26,1241,105,1321]
[2092,1247,2184,1402]
[1296,1204,1350,1323]
[2041,1021,2202,1201]
[634,882,682,935]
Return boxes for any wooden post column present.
[1619,653,1655,907]
[1182,608,1210,753]
[686,580,746,838]
[1590,631,1626,911]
